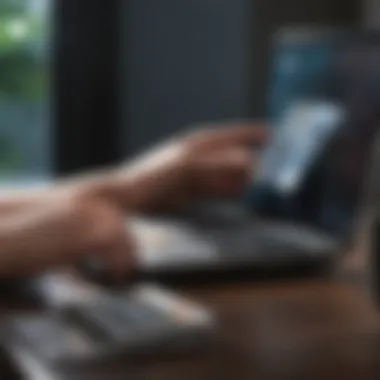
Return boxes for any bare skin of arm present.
[0,195,136,278]
[0,124,266,214]
[0,124,266,277]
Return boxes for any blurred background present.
[0,0,49,179]
[0,0,370,181]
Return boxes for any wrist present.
[111,150,191,213]
[73,143,192,213]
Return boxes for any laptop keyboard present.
[67,297,170,342]
[253,222,338,252]
[200,227,299,258]
[10,284,214,363]
[207,223,337,256]
[130,217,338,270]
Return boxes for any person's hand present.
[0,123,265,277]
[110,122,267,213]
[0,193,135,278]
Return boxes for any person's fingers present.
[189,123,268,151]
[189,148,257,197]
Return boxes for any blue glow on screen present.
[246,34,380,237]
[267,39,337,123]
[246,35,339,213]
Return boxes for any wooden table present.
[4,248,380,380]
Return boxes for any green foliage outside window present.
[0,0,48,172]
[0,0,26,16]
[0,0,47,101]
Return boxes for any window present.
[0,0,51,180]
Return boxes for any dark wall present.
[365,0,380,27]
[122,0,254,155]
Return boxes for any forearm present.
[0,170,126,215]
[0,189,52,215]
[0,194,130,277]
[0,206,77,276]
[59,153,189,213]
[0,144,187,215]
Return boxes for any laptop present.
[85,29,380,282]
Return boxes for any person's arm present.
[0,124,266,215]
[0,124,265,277]
[0,194,135,277]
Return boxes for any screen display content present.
[250,32,380,239]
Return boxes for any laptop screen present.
[249,30,380,239]
[267,27,342,122]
